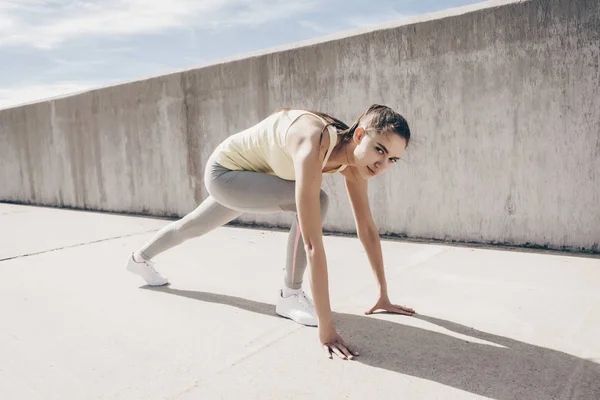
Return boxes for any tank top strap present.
[322,124,348,173]
[322,125,338,168]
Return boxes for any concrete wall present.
[1,0,599,252]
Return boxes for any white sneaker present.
[276,289,318,327]
[125,253,169,286]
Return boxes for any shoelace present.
[143,259,163,276]
[297,292,314,309]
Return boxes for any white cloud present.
[0,80,102,109]
[299,9,412,36]
[0,0,318,50]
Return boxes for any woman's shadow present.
[143,286,600,400]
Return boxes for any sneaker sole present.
[126,263,169,287]
[275,307,318,327]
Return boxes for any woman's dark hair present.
[280,104,410,146]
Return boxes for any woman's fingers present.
[397,304,415,312]
[366,301,415,316]
[394,308,413,315]
[341,343,359,357]
[322,344,333,359]
[323,342,359,360]
[365,304,378,315]
[391,306,413,315]
[367,304,415,315]
[394,304,415,314]
[330,344,347,359]
[338,344,354,360]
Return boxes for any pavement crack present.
[0,229,159,262]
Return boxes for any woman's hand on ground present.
[319,323,359,360]
[365,295,415,316]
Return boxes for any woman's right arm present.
[287,115,357,360]
[288,116,332,327]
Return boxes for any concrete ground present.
[1,203,599,400]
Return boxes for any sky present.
[0,0,482,109]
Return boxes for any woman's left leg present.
[206,166,330,326]
[207,167,329,292]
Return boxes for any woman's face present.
[352,128,407,180]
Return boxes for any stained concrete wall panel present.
[1,0,598,252]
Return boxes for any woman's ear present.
[354,127,366,143]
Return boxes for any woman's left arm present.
[343,170,415,316]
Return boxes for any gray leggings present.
[137,153,329,289]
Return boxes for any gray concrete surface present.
[1,0,599,253]
[1,203,599,399]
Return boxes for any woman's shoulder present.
[278,108,327,125]
[285,111,331,157]
[287,111,329,139]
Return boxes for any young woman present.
[126,104,415,360]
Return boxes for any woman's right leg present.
[125,196,241,286]
[126,153,244,285]
[128,150,309,283]
[136,197,241,261]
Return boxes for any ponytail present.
[275,104,410,146]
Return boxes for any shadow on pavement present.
[143,286,600,400]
